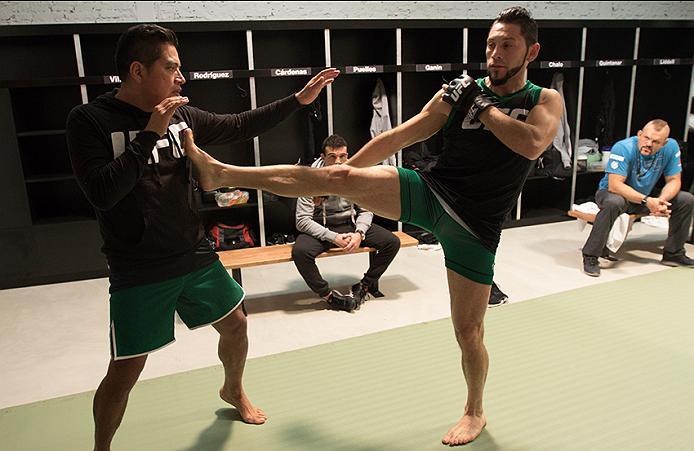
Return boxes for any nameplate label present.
[416,63,452,72]
[539,60,578,68]
[103,75,122,84]
[189,70,233,80]
[345,65,383,74]
[597,60,624,67]
[271,68,312,77]
[653,58,679,65]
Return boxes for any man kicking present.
[185,6,561,446]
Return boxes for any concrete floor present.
[0,219,690,409]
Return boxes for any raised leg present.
[184,128,402,220]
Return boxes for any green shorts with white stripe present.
[108,260,244,359]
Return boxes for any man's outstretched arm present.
[347,90,451,168]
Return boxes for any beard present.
[488,48,529,86]
[488,64,524,86]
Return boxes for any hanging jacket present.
[370,78,397,166]
[304,100,324,165]
[595,71,616,149]
[550,72,572,168]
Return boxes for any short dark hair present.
[115,24,178,81]
[321,134,348,153]
[493,6,538,47]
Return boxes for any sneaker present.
[660,253,694,267]
[600,248,619,262]
[582,254,600,277]
[326,290,357,312]
[350,282,371,309]
[488,282,508,307]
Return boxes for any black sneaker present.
[600,248,619,262]
[326,290,357,312]
[488,282,508,307]
[660,253,694,267]
[582,254,600,277]
[350,282,371,309]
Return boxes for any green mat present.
[2,268,693,450]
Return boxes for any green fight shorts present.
[397,167,495,285]
[108,260,244,360]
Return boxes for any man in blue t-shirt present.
[582,119,694,276]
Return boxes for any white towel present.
[606,213,635,253]
[572,202,599,232]
[640,215,669,229]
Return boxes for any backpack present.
[533,146,572,178]
[208,223,257,250]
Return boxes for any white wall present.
[1,1,693,26]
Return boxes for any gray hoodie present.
[295,158,374,243]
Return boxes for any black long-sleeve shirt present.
[66,89,302,291]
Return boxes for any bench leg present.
[231,268,247,316]
[367,251,383,297]
[231,268,242,286]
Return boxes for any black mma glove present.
[442,74,498,121]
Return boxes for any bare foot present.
[441,414,486,446]
[182,128,227,191]
[219,387,267,425]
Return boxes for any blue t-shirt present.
[598,136,681,195]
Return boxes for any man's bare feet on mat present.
[441,414,486,446]
[219,387,267,424]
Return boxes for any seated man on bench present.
[293,134,401,312]
[581,119,694,276]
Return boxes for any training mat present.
[1,268,693,450]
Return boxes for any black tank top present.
[420,78,543,252]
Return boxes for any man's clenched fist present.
[442,74,497,121]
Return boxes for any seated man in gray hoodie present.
[292,134,401,312]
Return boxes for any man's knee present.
[215,308,247,338]
[292,235,323,262]
[325,164,356,195]
[105,356,147,389]
[386,230,402,247]
[291,244,312,262]
[453,321,484,346]
[382,233,402,253]
[674,190,694,211]
[599,193,628,212]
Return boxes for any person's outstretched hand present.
[295,68,340,105]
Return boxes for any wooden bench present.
[567,210,645,224]
[218,230,419,287]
